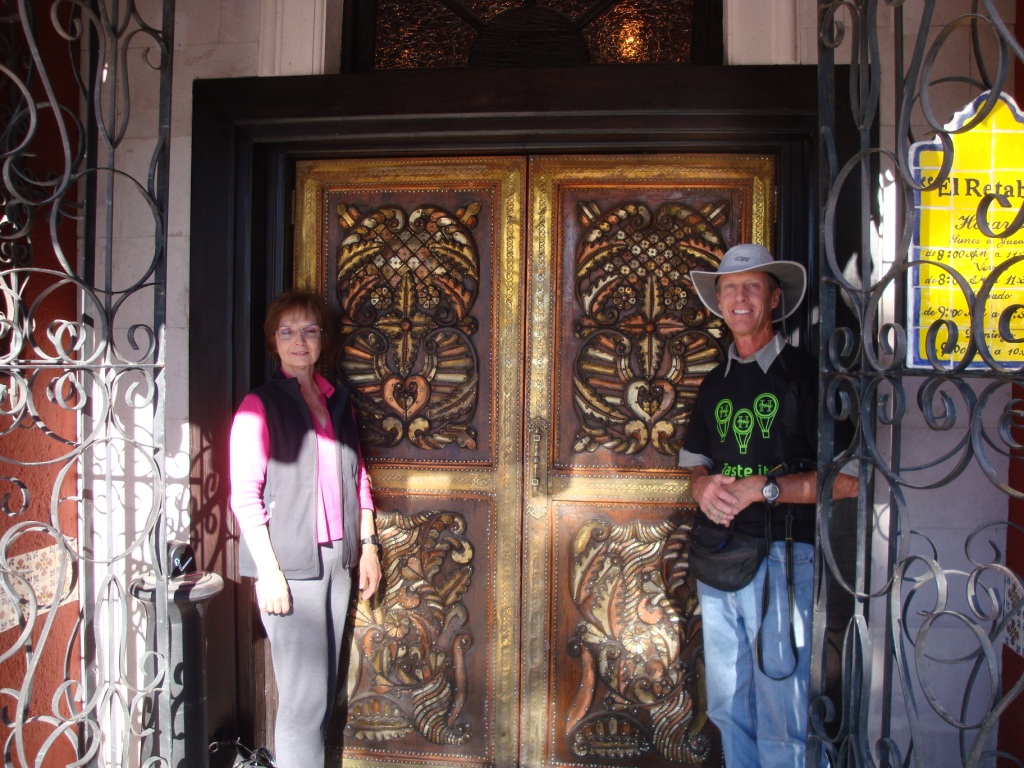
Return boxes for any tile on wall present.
[0,540,78,634]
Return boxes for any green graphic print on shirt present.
[683,344,822,540]
[715,393,780,456]
[685,346,818,487]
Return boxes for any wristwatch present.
[762,478,780,505]
[360,534,380,546]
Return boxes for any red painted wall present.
[0,3,82,765]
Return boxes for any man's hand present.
[691,467,765,526]
[691,462,858,526]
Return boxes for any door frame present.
[189,63,829,760]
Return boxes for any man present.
[679,243,857,767]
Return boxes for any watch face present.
[763,481,780,502]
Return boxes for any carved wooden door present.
[293,153,775,768]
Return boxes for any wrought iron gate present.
[3,1,1024,767]
[0,1,177,766]
[814,1,1024,766]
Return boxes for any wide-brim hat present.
[690,243,807,321]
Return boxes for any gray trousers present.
[260,541,352,768]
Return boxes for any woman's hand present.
[358,546,382,601]
[255,568,291,615]
[242,525,290,614]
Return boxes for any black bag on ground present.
[687,520,767,592]
[209,735,277,768]
[233,746,276,768]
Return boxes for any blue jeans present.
[697,540,814,768]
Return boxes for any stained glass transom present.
[370,0,696,69]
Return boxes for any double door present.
[293,153,775,768]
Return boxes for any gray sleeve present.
[677,448,712,469]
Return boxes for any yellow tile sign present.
[910,91,1024,368]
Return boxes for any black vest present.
[238,372,362,579]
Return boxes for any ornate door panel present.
[294,153,775,768]
[522,155,775,768]
[295,157,526,768]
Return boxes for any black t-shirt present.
[684,344,819,542]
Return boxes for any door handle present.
[530,418,548,497]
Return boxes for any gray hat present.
[689,243,807,321]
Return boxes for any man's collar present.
[723,331,787,375]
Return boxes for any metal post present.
[131,545,224,768]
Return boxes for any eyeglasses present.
[275,325,322,341]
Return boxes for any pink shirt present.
[229,372,374,543]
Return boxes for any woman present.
[229,290,381,768]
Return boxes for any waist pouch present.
[687,521,767,592]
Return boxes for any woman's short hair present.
[263,290,329,359]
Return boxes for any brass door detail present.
[570,200,726,459]
[335,203,483,452]
[524,154,774,768]
[557,503,709,763]
[296,157,525,768]
[341,491,493,750]
[294,153,775,768]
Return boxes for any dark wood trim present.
[189,62,824,754]
[195,65,818,144]
[691,0,725,64]
[187,75,252,760]
[341,0,377,73]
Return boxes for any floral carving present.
[337,204,481,450]
[572,201,727,456]
[344,509,474,746]
[566,518,712,764]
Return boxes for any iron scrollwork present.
[815,1,1024,766]
[0,1,175,766]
